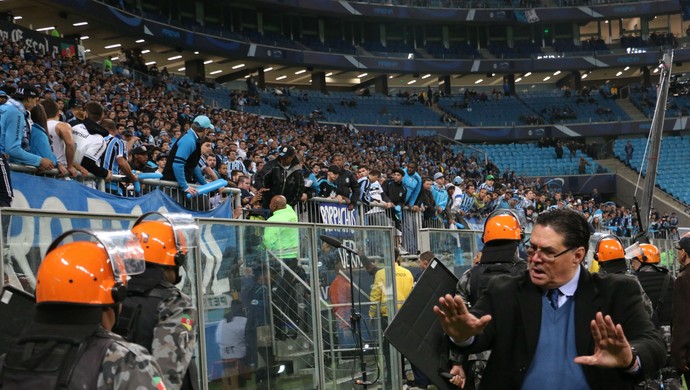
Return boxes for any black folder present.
[384,258,459,390]
[0,286,36,354]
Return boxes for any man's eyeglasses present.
[525,244,577,262]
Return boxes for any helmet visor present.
[49,230,145,282]
[485,209,527,231]
[90,230,146,281]
[135,212,198,251]
[624,242,644,261]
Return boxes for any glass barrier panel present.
[200,219,322,390]
[314,225,398,389]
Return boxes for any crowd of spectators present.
[0,36,655,239]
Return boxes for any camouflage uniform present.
[455,268,491,389]
[150,289,197,390]
[98,334,168,390]
[599,267,655,317]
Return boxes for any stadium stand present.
[614,136,690,205]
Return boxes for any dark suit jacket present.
[458,267,666,389]
[671,266,690,371]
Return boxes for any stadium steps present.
[595,158,690,226]
[415,47,435,59]
[353,45,373,57]
[431,104,468,126]
[616,98,648,121]
[478,48,496,59]
[540,46,557,55]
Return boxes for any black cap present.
[11,83,39,99]
[278,146,295,158]
[677,236,690,253]
[130,145,148,155]
[155,153,168,161]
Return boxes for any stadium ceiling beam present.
[351,74,386,91]
[215,67,260,84]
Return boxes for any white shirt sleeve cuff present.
[449,335,474,347]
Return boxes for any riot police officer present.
[593,234,654,316]
[0,229,165,389]
[453,209,527,388]
[632,243,680,389]
[114,212,198,390]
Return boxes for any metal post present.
[310,227,327,389]
[640,51,673,231]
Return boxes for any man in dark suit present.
[671,234,690,384]
[434,208,666,389]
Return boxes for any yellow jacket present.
[369,263,414,318]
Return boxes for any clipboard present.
[0,286,36,354]
[384,258,459,390]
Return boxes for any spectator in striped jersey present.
[198,140,219,182]
[226,149,247,175]
[457,184,477,217]
[515,188,537,216]
[100,119,137,195]
[478,174,495,193]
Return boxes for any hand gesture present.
[57,163,68,176]
[449,364,466,388]
[433,294,492,342]
[38,158,54,172]
[185,186,198,197]
[573,312,634,368]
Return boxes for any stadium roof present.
[0,0,682,90]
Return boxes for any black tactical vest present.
[469,257,527,305]
[636,265,674,327]
[113,271,174,352]
[0,324,113,389]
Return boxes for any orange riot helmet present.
[637,243,660,264]
[593,235,625,262]
[482,209,524,243]
[131,212,197,268]
[36,230,145,305]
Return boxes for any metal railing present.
[299,197,424,253]
[10,164,241,212]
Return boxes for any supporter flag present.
[181,314,194,331]
[153,377,166,390]
[60,43,76,57]
[525,9,539,23]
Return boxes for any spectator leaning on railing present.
[0,84,55,206]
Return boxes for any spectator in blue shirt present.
[431,172,449,215]
[162,115,212,198]
[402,162,422,206]
[0,84,54,206]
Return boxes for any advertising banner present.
[0,20,77,57]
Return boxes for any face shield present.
[624,242,644,261]
[48,229,146,284]
[585,232,608,266]
[133,212,199,252]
